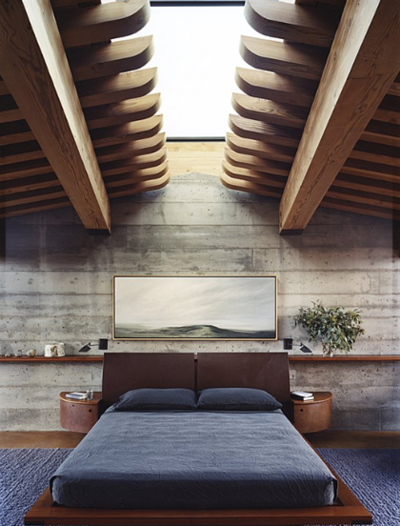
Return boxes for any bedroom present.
[0,0,399,525]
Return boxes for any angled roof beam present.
[0,0,111,232]
[279,0,400,234]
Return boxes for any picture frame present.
[112,275,277,341]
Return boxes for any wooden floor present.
[0,430,399,449]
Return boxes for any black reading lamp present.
[79,339,108,352]
[283,338,313,353]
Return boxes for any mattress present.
[50,409,337,509]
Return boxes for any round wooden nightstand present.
[291,392,332,434]
[59,391,102,433]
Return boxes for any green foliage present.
[293,301,365,355]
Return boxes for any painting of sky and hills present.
[113,276,277,340]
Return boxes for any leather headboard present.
[197,352,290,404]
[102,352,195,408]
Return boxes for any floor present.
[0,430,399,448]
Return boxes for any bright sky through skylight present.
[111,3,264,139]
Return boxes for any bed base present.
[25,474,372,526]
[24,353,372,526]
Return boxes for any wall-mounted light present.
[78,339,108,353]
[283,338,312,353]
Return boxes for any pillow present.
[114,388,197,411]
[197,387,282,411]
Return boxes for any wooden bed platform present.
[24,352,372,526]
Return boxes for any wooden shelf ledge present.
[1,354,400,364]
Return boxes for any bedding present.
[50,408,337,510]
[197,387,282,411]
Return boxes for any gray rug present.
[0,448,399,526]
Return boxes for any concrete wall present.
[1,173,399,430]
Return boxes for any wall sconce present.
[283,338,312,353]
[79,339,108,353]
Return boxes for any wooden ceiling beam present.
[57,0,149,49]
[240,36,327,81]
[245,0,339,47]
[279,0,400,234]
[0,0,111,231]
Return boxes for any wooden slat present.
[229,114,301,148]
[0,184,66,209]
[240,36,328,81]
[334,172,400,198]
[0,108,22,124]
[57,0,150,49]
[104,160,169,187]
[0,0,111,231]
[96,133,166,162]
[224,148,291,177]
[232,93,307,129]
[279,0,400,233]
[221,171,283,199]
[245,0,339,47]
[0,141,43,166]
[100,148,167,176]
[0,80,10,96]
[0,159,53,181]
[107,171,170,199]
[387,81,400,97]
[78,68,157,108]
[85,94,161,130]
[348,146,400,168]
[361,120,400,148]
[341,158,400,183]
[226,133,296,163]
[0,196,72,219]
[0,173,59,196]
[223,160,286,189]
[69,37,154,82]
[0,120,34,146]
[90,115,163,148]
[235,68,317,108]
[321,195,400,221]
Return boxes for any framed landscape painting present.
[113,275,277,340]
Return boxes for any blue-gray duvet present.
[50,409,337,509]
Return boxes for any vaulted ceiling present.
[222,0,400,233]
[1,0,400,234]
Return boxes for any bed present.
[24,352,372,525]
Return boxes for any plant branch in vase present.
[293,301,365,356]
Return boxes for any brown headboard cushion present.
[197,352,290,404]
[102,352,196,408]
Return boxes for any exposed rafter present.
[279,0,400,233]
[0,0,111,231]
